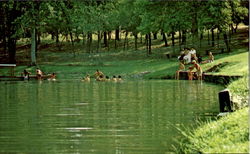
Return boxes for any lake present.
[0,80,222,153]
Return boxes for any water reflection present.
[0,80,222,153]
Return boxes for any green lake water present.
[0,80,222,153]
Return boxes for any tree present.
[0,1,23,63]
[229,0,248,33]
[162,1,192,53]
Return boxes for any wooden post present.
[218,89,232,112]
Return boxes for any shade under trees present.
[0,0,248,64]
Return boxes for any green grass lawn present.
[202,50,248,76]
[178,107,249,153]
[1,45,248,81]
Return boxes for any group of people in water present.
[21,68,122,82]
[21,68,56,81]
[82,70,123,82]
[176,47,214,80]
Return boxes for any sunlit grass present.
[202,50,248,76]
[178,107,249,153]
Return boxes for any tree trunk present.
[2,8,7,53]
[115,29,120,41]
[107,36,110,51]
[162,31,168,47]
[87,32,92,53]
[230,24,234,34]
[56,31,59,44]
[3,35,7,54]
[76,34,79,40]
[108,31,111,40]
[82,32,85,45]
[145,34,148,54]
[8,37,16,64]
[179,30,182,51]
[228,25,231,44]
[182,30,186,45]
[123,31,128,50]
[69,32,76,56]
[69,32,74,46]
[36,31,40,57]
[6,3,17,64]
[126,32,129,49]
[234,24,238,33]
[134,33,138,50]
[200,30,203,40]
[178,30,182,43]
[211,28,215,47]
[217,29,220,47]
[223,33,230,53]
[153,32,157,40]
[191,3,198,42]
[208,30,210,45]
[51,33,54,40]
[148,33,152,55]
[65,34,69,42]
[35,29,38,57]
[31,28,36,65]
[199,32,202,49]
[115,39,117,49]
[103,31,108,47]
[171,32,175,54]
[37,31,41,45]
[171,32,175,47]
[140,33,143,44]
[97,31,101,52]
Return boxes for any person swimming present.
[94,70,104,79]
[36,68,43,80]
[48,73,56,81]
[111,75,117,82]
[22,69,31,80]
[96,74,105,81]
[105,76,110,81]
[117,75,122,81]
[82,74,90,82]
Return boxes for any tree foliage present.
[0,0,248,62]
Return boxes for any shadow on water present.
[0,80,222,153]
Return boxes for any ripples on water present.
[0,80,222,153]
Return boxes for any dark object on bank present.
[218,89,233,112]
[197,55,202,64]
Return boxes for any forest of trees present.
[0,0,248,64]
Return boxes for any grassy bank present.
[1,47,247,80]
[1,25,247,80]
[176,50,248,153]
[178,107,249,153]
[228,75,249,109]
[177,72,249,153]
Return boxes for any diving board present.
[0,64,16,76]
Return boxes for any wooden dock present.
[178,71,242,84]
[0,64,16,76]
[0,75,51,81]
[178,71,196,80]
[203,73,242,85]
